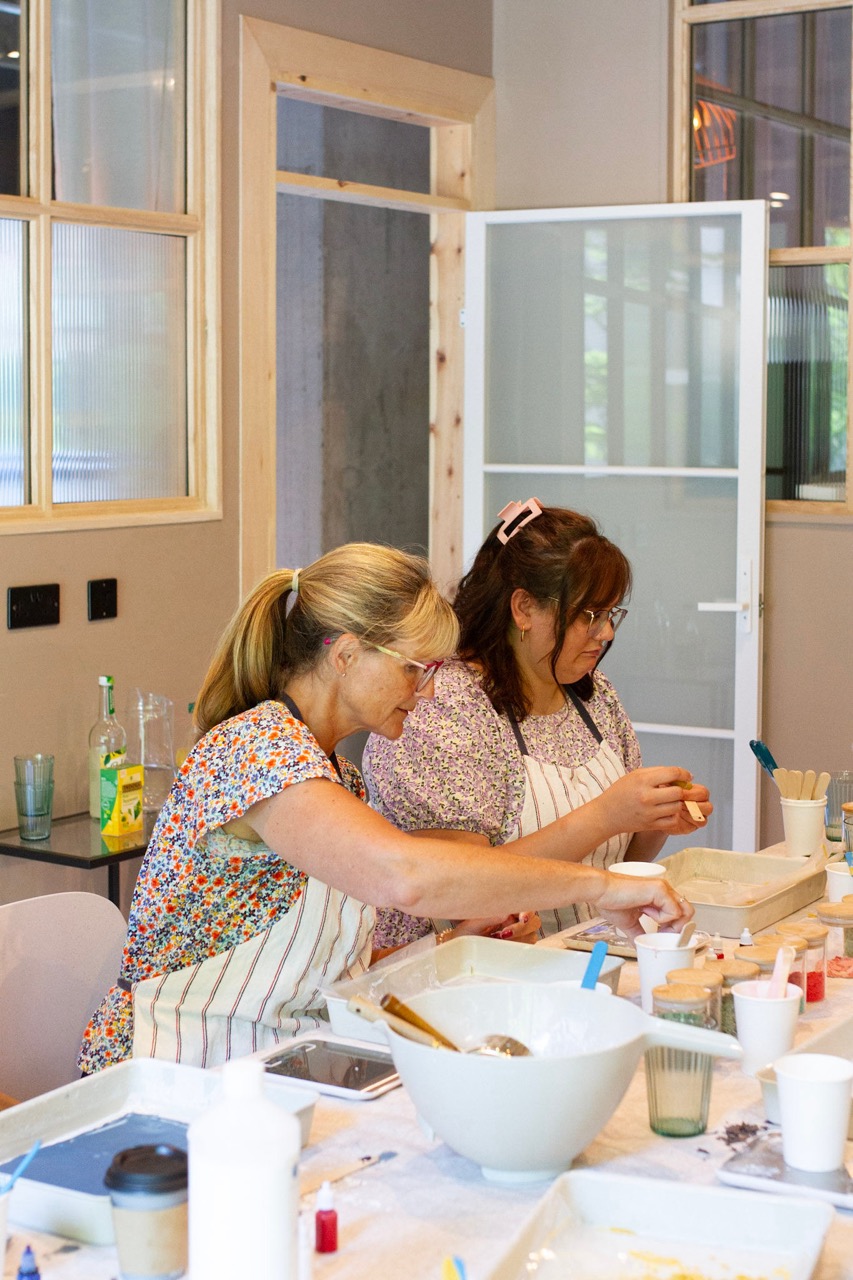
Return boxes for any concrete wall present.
[0,0,493,905]
[492,0,853,847]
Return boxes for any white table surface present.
[6,921,853,1280]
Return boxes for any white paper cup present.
[825,860,853,902]
[634,932,699,1014]
[0,1190,8,1259]
[780,796,826,858]
[731,980,800,1076]
[609,861,668,880]
[775,1053,853,1172]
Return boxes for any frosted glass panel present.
[484,216,740,468]
[639,733,734,854]
[484,473,737,731]
[0,5,22,195]
[0,219,26,506]
[52,0,186,212]
[52,224,187,502]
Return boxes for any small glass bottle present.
[816,899,853,959]
[702,958,760,1035]
[87,675,127,819]
[645,984,715,1138]
[665,967,723,1032]
[777,920,828,1004]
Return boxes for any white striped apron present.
[131,874,374,1068]
[506,688,631,935]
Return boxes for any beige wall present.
[492,0,853,847]
[0,0,493,901]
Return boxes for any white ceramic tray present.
[483,1168,833,1280]
[0,1058,317,1245]
[657,845,826,937]
[758,1009,853,1137]
[323,934,624,1043]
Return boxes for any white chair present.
[0,892,127,1101]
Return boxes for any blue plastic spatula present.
[581,940,609,990]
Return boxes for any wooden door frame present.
[239,17,495,594]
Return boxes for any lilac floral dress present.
[362,660,641,948]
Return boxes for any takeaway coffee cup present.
[775,1053,853,1172]
[104,1144,188,1279]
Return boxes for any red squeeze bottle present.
[315,1181,338,1253]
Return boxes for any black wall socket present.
[88,578,118,621]
[7,584,60,629]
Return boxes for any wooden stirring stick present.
[773,767,788,796]
[815,771,832,801]
[801,769,817,800]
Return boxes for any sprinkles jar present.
[777,920,828,1004]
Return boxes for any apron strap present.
[564,686,604,744]
[280,693,343,781]
[507,686,603,757]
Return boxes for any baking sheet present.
[323,934,624,1043]
[0,1057,317,1244]
[658,846,826,937]
[483,1168,833,1280]
[758,1009,853,1136]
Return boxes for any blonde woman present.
[80,542,691,1073]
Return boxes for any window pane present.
[483,215,740,468]
[0,218,26,506]
[0,5,22,195]
[52,224,187,502]
[277,98,431,195]
[52,0,186,212]
[692,11,852,248]
[767,264,848,501]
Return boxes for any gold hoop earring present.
[520,626,527,643]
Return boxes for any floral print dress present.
[79,700,375,1072]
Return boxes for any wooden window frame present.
[672,0,853,518]
[0,0,221,534]
[238,18,495,595]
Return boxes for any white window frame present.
[0,0,221,534]
[673,0,853,519]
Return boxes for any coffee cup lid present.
[104,1144,188,1194]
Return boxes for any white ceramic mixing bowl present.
[382,982,741,1182]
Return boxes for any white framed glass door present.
[463,201,767,853]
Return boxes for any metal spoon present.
[381,993,531,1057]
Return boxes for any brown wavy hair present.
[195,543,459,734]
[454,506,631,719]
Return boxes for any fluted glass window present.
[52,224,187,502]
[767,264,848,500]
[0,5,22,195]
[52,0,186,212]
[0,219,25,506]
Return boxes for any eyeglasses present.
[582,606,628,638]
[367,642,444,691]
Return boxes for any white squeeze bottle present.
[188,1057,301,1280]
[87,674,127,819]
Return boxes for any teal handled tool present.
[749,740,779,779]
[581,940,609,990]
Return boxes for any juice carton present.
[100,764,144,835]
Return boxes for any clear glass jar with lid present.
[645,984,715,1137]
[777,919,828,1003]
[844,802,853,855]
[665,967,722,1031]
[702,958,760,1035]
[735,935,807,1011]
[816,898,853,958]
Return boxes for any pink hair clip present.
[495,497,543,545]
